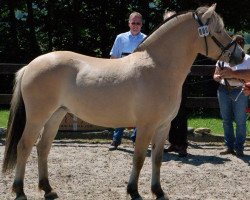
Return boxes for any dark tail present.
[2,67,26,173]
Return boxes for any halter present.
[193,12,237,61]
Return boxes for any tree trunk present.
[26,0,41,58]
[6,1,21,62]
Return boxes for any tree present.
[0,0,249,63]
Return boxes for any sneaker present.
[164,145,178,153]
[236,151,244,157]
[220,148,236,155]
[108,141,120,151]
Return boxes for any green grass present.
[188,117,224,136]
[189,116,250,137]
[0,109,9,128]
[0,109,250,137]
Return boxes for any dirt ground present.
[0,139,250,200]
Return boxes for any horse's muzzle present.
[230,51,245,66]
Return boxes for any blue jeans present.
[218,85,248,152]
[112,128,137,143]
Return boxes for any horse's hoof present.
[156,195,169,200]
[15,194,27,200]
[131,197,143,200]
[44,190,59,199]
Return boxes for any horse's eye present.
[216,30,222,34]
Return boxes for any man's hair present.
[233,34,245,47]
[129,12,142,22]
[233,34,244,42]
[163,10,176,20]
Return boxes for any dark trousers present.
[169,84,188,149]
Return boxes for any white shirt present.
[216,54,250,86]
[110,31,146,58]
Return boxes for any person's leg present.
[232,89,248,156]
[109,128,125,150]
[131,128,137,143]
[165,90,188,156]
[218,86,235,152]
[112,128,125,143]
[173,101,188,147]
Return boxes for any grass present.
[188,117,224,136]
[188,111,250,137]
[0,109,250,137]
[0,109,9,128]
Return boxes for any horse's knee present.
[151,182,165,199]
[17,137,35,155]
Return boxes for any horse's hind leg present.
[127,125,154,200]
[13,121,47,200]
[151,123,170,200]
[36,108,67,199]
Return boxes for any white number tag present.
[198,25,209,37]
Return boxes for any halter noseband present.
[193,12,237,61]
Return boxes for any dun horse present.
[2,4,245,200]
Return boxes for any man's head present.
[163,10,176,21]
[233,34,245,49]
[128,12,143,36]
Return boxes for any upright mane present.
[135,11,191,52]
[135,6,224,52]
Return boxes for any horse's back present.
[20,51,141,127]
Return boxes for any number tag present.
[198,25,209,37]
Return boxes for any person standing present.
[109,11,147,150]
[213,34,250,157]
[162,10,189,157]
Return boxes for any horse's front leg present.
[127,125,155,200]
[151,123,170,200]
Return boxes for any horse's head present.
[195,4,245,66]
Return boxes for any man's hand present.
[243,82,250,96]
[218,67,234,79]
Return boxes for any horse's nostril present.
[242,52,245,59]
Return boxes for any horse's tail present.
[2,66,26,173]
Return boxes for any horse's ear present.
[201,3,217,24]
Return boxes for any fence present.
[0,63,219,108]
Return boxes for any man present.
[162,10,189,157]
[109,12,147,150]
[216,52,250,96]
[214,35,250,157]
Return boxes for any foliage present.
[0,0,249,63]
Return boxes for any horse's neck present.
[140,12,200,80]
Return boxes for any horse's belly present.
[66,100,135,128]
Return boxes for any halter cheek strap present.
[193,12,237,60]
[193,12,210,56]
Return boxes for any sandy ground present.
[0,139,250,200]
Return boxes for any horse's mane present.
[134,11,189,52]
[135,6,223,52]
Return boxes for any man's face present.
[128,16,142,36]
[236,38,245,49]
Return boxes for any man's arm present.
[243,82,250,96]
[213,66,222,82]
[218,68,250,82]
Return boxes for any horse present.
[2,4,245,200]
